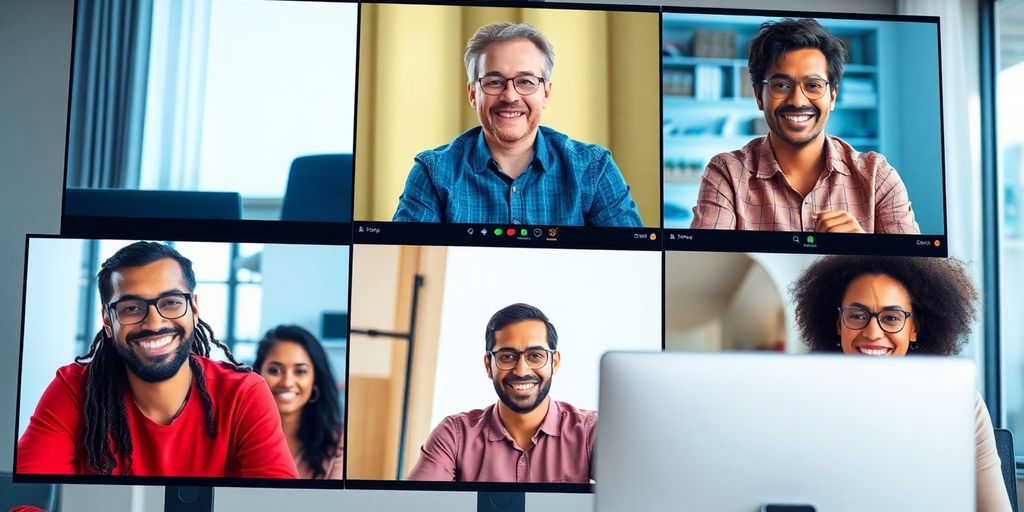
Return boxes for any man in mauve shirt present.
[407,303,596,483]
[690,18,920,234]
[17,241,297,478]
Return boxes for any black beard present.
[114,327,192,383]
[493,375,552,414]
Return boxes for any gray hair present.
[464,23,555,84]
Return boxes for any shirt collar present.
[752,134,850,179]
[485,399,561,442]
[469,128,551,175]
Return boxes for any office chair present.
[63,188,243,219]
[0,471,59,511]
[994,428,1020,512]
[281,154,353,222]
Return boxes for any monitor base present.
[164,486,214,512]
[477,492,525,512]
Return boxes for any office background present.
[0,0,1005,510]
[66,0,357,221]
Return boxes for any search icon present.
[792,236,800,243]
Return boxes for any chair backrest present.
[64,188,243,220]
[0,471,59,511]
[994,428,1020,512]
[281,154,353,222]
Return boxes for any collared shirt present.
[393,126,643,227]
[690,136,920,233]
[406,400,596,483]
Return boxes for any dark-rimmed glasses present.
[760,77,831,100]
[487,348,556,370]
[837,306,913,334]
[477,75,545,96]
[107,293,192,325]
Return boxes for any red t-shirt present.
[16,356,298,478]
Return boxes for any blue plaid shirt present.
[392,126,643,227]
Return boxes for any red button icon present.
[506,228,516,236]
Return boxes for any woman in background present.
[255,325,344,479]
[791,255,1011,512]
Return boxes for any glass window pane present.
[997,0,1024,460]
[175,242,230,282]
[233,283,263,343]
[194,283,228,343]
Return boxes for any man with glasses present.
[17,241,297,477]
[392,22,643,227]
[407,303,596,482]
[690,18,920,234]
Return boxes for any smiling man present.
[392,22,643,227]
[406,303,596,483]
[690,18,920,234]
[17,241,297,477]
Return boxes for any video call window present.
[662,12,945,239]
[63,0,357,223]
[16,237,349,485]
[344,244,661,489]
[353,2,661,229]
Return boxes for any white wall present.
[429,247,662,426]
[260,244,350,338]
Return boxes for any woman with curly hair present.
[791,255,1010,512]
[254,325,344,479]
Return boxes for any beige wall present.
[346,245,448,480]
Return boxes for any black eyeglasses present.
[837,306,913,334]
[107,293,192,325]
[477,75,545,96]
[760,77,831,100]
[487,348,556,371]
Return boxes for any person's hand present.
[814,210,866,233]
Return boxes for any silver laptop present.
[595,352,976,512]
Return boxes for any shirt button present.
[512,186,518,192]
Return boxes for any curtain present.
[66,0,153,189]
[353,5,662,225]
[138,0,211,192]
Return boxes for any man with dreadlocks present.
[16,241,298,477]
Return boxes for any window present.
[995,0,1024,463]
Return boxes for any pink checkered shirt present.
[406,400,595,483]
[690,136,920,233]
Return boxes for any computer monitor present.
[595,352,976,511]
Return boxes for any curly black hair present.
[790,255,978,355]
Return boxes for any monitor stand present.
[164,486,214,512]
[477,492,525,512]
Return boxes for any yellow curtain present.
[354,5,661,226]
